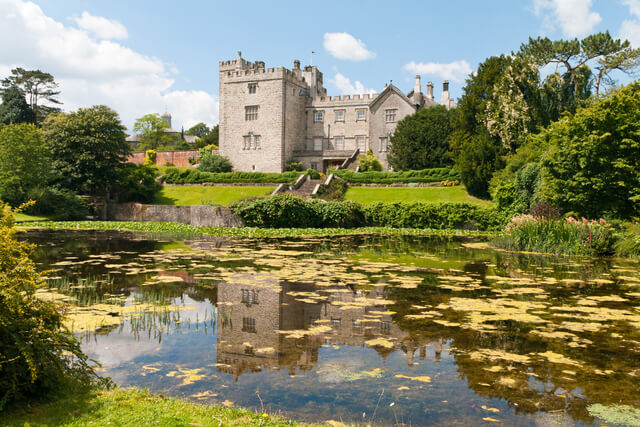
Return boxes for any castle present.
[219,52,454,172]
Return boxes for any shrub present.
[116,163,160,204]
[198,150,232,173]
[493,215,617,255]
[359,150,383,172]
[24,187,89,220]
[285,160,303,171]
[315,178,348,201]
[161,168,302,184]
[614,223,640,259]
[0,205,98,409]
[230,195,508,230]
[332,168,460,184]
[306,168,320,179]
[143,150,156,166]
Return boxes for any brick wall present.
[128,149,218,167]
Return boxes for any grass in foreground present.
[18,220,496,238]
[14,212,55,222]
[154,186,275,206]
[344,186,492,206]
[0,387,310,426]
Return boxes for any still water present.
[23,230,640,426]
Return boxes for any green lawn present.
[154,185,275,206]
[14,212,55,222]
[344,185,492,205]
[0,387,310,426]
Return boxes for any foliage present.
[0,86,35,125]
[193,124,218,149]
[23,187,89,220]
[314,178,348,201]
[493,215,617,256]
[132,113,185,151]
[230,194,365,228]
[0,67,61,124]
[359,149,383,171]
[587,404,640,427]
[43,105,130,195]
[332,168,459,184]
[184,122,210,138]
[143,150,156,166]
[115,163,160,204]
[0,123,51,206]
[305,168,320,179]
[363,202,508,231]
[285,160,304,171]
[0,205,97,410]
[540,83,640,218]
[161,168,301,184]
[614,223,640,259]
[388,105,456,170]
[198,149,232,173]
[449,130,504,198]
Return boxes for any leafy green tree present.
[132,113,183,151]
[193,124,218,149]
[44,105,130,195]
[198,148,232,173]
[0,68,61,124]
[450,130,504,198]
[0,123,50,206]
[116,163,160,203]
[388,105,457,170]
[0,86,35,125]
[0,205,96,410]
[185,122,210,138]
[541,82,640,218]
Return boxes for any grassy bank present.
[344,186,491,206]
[154,185,275,206]
[18,220,495,238]
[0,387,311,426]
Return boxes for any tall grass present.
[492,215,617,256]
[614,223,640,258]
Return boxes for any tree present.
[193,124,219,149]
[388,105,457,170]
[359,149,383,171]
[0,86,35,125]
[0,68,61,124]
[198,149,232,173]
[185,122,210,138]
[594,45,640,98]
[450,130,504,198]
[116,163,160,203]
[44,105,130,195]
[133,113,182,151]
[541,82,640,218]
[0,123,50,206]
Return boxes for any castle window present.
[245,105,258,121]
[334,110,345,122]
[356,135,366,151]
[314,111,324,122]
[248,83,257,94]
[241,289,259,306]
[356,109,366,121]
[379,136,390,152]
[243,133,261,150]
[242,317,256,333]
[311,162,318,171]
[334,136,344,150]
[313,137,323,151]
[385,109,397,122]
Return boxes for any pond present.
[23,230,640,426]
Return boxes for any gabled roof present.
[368,83,417,112]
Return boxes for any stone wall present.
[107,203,244,227]
[128,150,214,167]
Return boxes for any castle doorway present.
[323,159,345,173]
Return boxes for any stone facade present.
[219,52,453,172]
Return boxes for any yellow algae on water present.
[166,368,206,386]
[365,338,395,349]
[395,374,431,383]
[536,351,582,367]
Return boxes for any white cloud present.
[403,60,472,83]
[0,0,218,130]
[74,11,127,40]
[620,0,640,47]
[323,32,376,61]
[532,0,602,37]
[330,72,376,95]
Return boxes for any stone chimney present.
[427,82,434,101]
[441,80,451,109]
[293,60,301,78]
[412,75,423,105]
[293,60,300,70]
[235,51,243,70]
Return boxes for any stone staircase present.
[287,178,323,198]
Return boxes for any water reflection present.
[23,230,640,426]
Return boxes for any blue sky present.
[1,0,638,131]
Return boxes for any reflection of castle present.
[215,274,438,380]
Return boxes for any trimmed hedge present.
[162,167,302,184]
[230,194,508,230]
[332,168,460,184]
